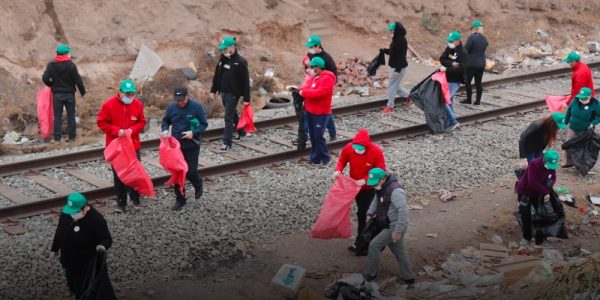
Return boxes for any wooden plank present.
[504,89,544,99]
[145,157,163,169]
[27,175,73,195]
[0,182,31,204]
[64,168,112,188]
[269,137,295,148]
[378,118,404,128]
[335,130,355,138]
[221,151,248,161]
[390,113,423,124]
[199,158,216,167]
[235,141,276,154]
[407,44,425,62]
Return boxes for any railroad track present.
[1,63,599,220]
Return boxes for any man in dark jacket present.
[462,20,489,105]
[210,37,251,151]
[440,31,469,132]
[381,21,410,112]
[161,87,209,210]
[42,44,86,142]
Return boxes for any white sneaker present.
[446,122,460,132]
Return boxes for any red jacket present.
[300,70,336,115]
[97,95,146,150]
[335,129,386,190]
[569,62,595,103]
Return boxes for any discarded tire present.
[264,92,292,109]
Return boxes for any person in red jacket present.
[97,80,147,212]
[563,52,595,105]
[334,129,386,254]
[299,56,336,165]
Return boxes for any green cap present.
[62,193,87,215]
[219,37,236,50]
[56,44,71,55]
[367,168,387,186]
[550,112,566,129]
[119,80,137,93]
[305,35,321,47]
[543,150,560,170]
[352,144,366,152]
[471,20,483,28]
[307,56,325,68]
[562,51,580,63]
[447,31,462,42]
[387,22,396,31]
[576,87,592,99]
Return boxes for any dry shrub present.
[139,68,189,111]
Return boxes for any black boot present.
[460,99,472,104]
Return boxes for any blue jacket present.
[161,99,208,143]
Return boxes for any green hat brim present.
[305,41,318,47]
[366,178,380,186]
[352,144,366,151]
[545,162,558,170]
[62,205,81,215]
[121,87,136,93]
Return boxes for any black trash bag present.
[354,219,382,257]
[367,51,385,77]
[532,191,568,239]
[409,72,449,133]
[561,127,600,175]
[324,282,372,300]
[78,250,116,300]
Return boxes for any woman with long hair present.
[519,112,566,162]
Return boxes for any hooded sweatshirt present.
[440,43,469,83]
[42,55,86,95]
[336,129,386,190]
[382,22,408,70]
[97,95,147,150]
[569,62,595,103]
[300,70,336,115]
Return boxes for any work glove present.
[161,130,170,138]
[333,171,341,179]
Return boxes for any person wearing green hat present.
[298,56,337,165]
[161,87,208,210]
[50,193,114,298]
[42,44,86,143]
[97,79,147,212]
[515,150,560,248]
[380,21,411,112]
[333,129,386,255]
[563,87,600,167]
[362,168,415,284]
[439,30,469,132]
[462,20,488,105]
[519,112,565,163]
[210,36,251,151]
[563,51,595,105]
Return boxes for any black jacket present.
[519,119,548,158]
[440,43,469,83]
[51,206,112,270]
[465,32,489,68]
[210,51,251,102]
[42,60,86,95]
[307,50,337,77]
[383,22,408,70]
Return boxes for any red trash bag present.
[36,86,54,138]
[431,71,451,105]
[104,133,155,197]
[158,136,188,194]
[546,95,570,113]
[309,175,362,239]
[236,104,256,133]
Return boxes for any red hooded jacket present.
[97,95,147,150]
[569,62,595,103]
[300,70,336,115]
[335,129,386,190]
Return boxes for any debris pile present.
[335,57,387,94]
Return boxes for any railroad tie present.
[0,182,31,204]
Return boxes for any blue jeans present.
[445,82,461,127]
[526,152,543,162]
[304,113,336,138]
[306,112,331,164]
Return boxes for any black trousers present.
[465,66,485,102]
[112,150,140,206]
[174,142,203,202]
[355,189,376,244]
[518,195,544,245]
[221,93,245,146]
[53,92,77,141]
[292,91,307,148]
[64,263,87,298]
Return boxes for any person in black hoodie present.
[210,37,251,151]
[42,44,86,142]
[50,193,115,299]
[439,31,469,132]
[381,21,410,113]
[462,20,489,105]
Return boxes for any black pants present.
[465,67,484,103]
[174,142,203,203]
[355,189,376,245]
[518,195,544,245]
[112,150,140,206]
[53,92,77,141]
[64,263,87,298]
[221,93,245,146]
[292,91,307,148]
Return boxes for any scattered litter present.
[426,233,438,238]
[438,189,456,202]
[271,264,306,296]
[409,204,423,210]
[3,131,20,144]
[460,246,480,260]
[493,255,540,287]
[554,186,570,194]
[264,68,275,78]
[177,67,197,80]
[536,29,549,38]
[480,243,508,265]
[588,41,599,53]
[491,235,504,245]
[588,195,600,206]
[129,45,164,81]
